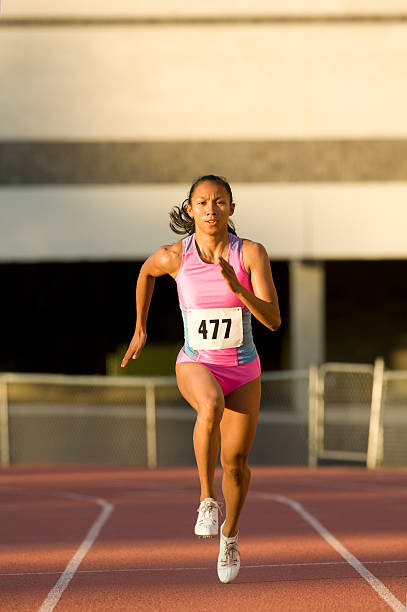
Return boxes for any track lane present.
[1,466,407,611]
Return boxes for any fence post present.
[0,378,10,466]
[316,366,325,460]
[367,357,385,470]
[308,364,319,467]
[145,381,157,469]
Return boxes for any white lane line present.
[37,493,114,612]
[255,492,405,612]
[3,558,407,577]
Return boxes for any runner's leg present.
[176,362,224,501]
[220,376,261,537]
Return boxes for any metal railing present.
[0,372,177,468]
[0,370,308,468]
[0,360,405,468]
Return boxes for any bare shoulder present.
[242,239,268,256]
[148,240,182,277]
[241,239,269,270]
[156,241,182,262]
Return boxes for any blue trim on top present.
[237,309,258,365]
[228,232,241,254]
[183,234,195,254]
[180,307,197,360]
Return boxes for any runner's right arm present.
[121,243,181,367]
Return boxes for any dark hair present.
[169,174,236,236]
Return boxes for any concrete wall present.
[1,19,407,139]
[1,184,407,262]
[1,2,407,263]
[2,2,407,371]
[4,1,407,17]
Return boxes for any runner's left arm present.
[218,241,281,331]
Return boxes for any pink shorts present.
[176,350,261,397]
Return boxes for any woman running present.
[121,175,281,583]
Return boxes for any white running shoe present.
[217,521,240,584]
[194,498,219,538]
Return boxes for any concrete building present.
[1,1,407,374]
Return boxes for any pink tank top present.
[175,233,257,366]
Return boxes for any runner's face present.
[187,181,234,233]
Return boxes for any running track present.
[1,465,407,611]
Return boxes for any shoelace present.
[196,500,223,525]
[220,541,239,567]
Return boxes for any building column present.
[289,260,325,370]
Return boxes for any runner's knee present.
[196,396,224,430]
[221,454,251,483]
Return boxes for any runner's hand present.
[218,256,243,294]
[121,329,147,367]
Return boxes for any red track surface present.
[1,465,407,611]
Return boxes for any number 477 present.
[198,318,232,340]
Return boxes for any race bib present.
[187,307,243,350]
